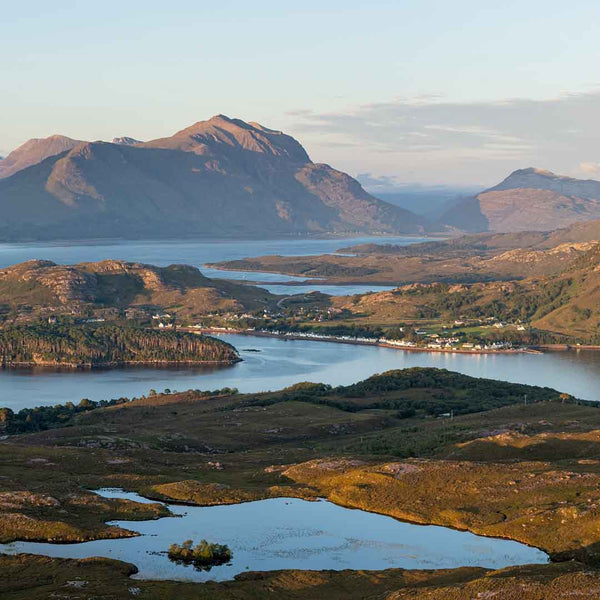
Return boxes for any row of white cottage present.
[260,330,510,351]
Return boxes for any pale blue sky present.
[2,1,600,185]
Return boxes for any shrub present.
[167,539,232,570]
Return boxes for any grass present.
[0,554,596,600]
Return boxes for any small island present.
[168,539,232,570]
[0,323,240,369]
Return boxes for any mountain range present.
[4,121,600,239]
[0,116,428,241]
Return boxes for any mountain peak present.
[443,167,600,234]
[0,134,84,179]
[145,115,311,163]
[493,167,600,192]
[511,167,557,178]
[0,117,431,240]
[208,113,236,123]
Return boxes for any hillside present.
[0,135,83,179]
[0,259,276,323]
[0,116,430,240]
[313,240,600,341]
[532,243,600,338]
[442,168,600,232]
[0,323,239,368]
[210,219,600,285]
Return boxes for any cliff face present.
[443,168,600,233]
[0,116,430,240]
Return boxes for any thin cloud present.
[289,92,600,185]
[579,162,600,177]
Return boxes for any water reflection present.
[1,335,599,411]
[0,489,548,582]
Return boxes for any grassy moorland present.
[207,223,600,344]
[3,368,600,597]
[254,248,600,345]
[209,221,600,285]
[1,555,595,600]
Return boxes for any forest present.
[0,323,239,368]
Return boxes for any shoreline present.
[194,328,537,355]
[0,485,550,563]
[0,358,241,371]
[533,344,600,351]
[205,264,399,289]
[0,232,448,246]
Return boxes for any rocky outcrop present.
[0,259,276,321]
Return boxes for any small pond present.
[0,489,548,582]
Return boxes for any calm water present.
[2,334,599,411]
[0,236,429,294]
[263,283,398,295]
[0,489,548,581]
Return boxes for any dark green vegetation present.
[4,369,600,597]
[247,368,570,420]
[0,387,239,434]
[0,323,239,368]
[168,539,232,570]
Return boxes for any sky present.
[2,0,600,187]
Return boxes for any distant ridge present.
[442,168,600,233]
[0,115,434,241]
[0,135,83,179]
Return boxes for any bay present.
[2,334,599,411]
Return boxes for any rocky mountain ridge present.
[0,116,430,240]
[442,168,600,233]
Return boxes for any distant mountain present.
[442,168,600,233]
[370,186,481,219]
[0,135,84,179]
[112,137,141,146]
[0,115,432,241]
